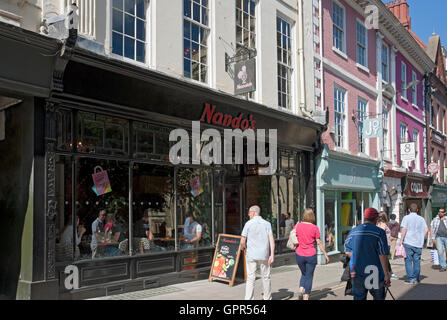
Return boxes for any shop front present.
[381,169,406,222]
[14,40,324,299]
[430,184,447,220]
[401,174,433,225]
[316,146,381,264]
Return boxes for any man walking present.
[430,208,447,272]
[344,208,391,300]
[401,203,428,284]
[241,205,275,300]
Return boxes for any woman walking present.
[295,209,330,300]
[377,212,399,280]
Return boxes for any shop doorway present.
[225,167,243,235]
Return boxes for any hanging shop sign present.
[403,177,429,198]
[428,162,440,174]
[400,142,416,162]
[234,58,256,95]
[363,118,382,138]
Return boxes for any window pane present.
[125,14,135,37]
[184,20,191,39]
[136,41,145,63]
[200,45,207,65]
[201,6,208,25]
[113,0,123,10]
[124,36,135,59]
[112,9,123,33]
[193,2,200,22]
[125,0,135,15]
[184,58,191,77]
[200,28,208,46]
[191,23,199,42]
[184,0,191,18]
[192,61,200,80]
[136,0,145,19]
[191,42,199,62]
[112,32,123,56]
[136,18,145,40]
[184,39,191,58]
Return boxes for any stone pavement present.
[91,249,445,300]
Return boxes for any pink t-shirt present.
[295,223,320,257]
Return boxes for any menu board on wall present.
[209,234,246,286]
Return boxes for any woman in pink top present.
[294,209,329,300]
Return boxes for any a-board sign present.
[209,234,246,286]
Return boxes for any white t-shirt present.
[401,212,427,248]
[242,216,272,261]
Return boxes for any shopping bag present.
[286,228,298,250]
[92,166,112,196]
[431,249,440,265]
[395,244,406,258]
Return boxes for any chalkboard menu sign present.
[209,234,246,286]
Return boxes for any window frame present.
[357,97,368,154]
[381,43,389,83]
[401,62,407,101]
[334,85,347,149]
[276,13,294,110]
[411,71,418,107]
[332,0,346,55]
[413,129,420,171]
[356,19,368,68]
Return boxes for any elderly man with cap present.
[344,208,391,300]
[241,205,275,300]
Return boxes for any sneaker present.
[440,268,447,272]
[404,280,417,284]
[391,274,399,280]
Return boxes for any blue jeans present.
[295,254,317,294]
[351,277,385,300]
[436,237,447,269]
[403,244,422,282]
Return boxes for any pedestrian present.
[377,212,399,280]
[387,214,400,260]
[91,209,106,259]
[430,208,447,272]
[344,208,391,300]
[241,205,275,300]
[284,212,295,236]
[400,203,429,284]
[295,209,330,300]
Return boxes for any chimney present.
[385,0,412,31]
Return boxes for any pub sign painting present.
[234,58,256,95]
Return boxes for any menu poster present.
[209,234,246,286]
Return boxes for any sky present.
[384,0,447,48]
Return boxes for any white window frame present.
[383,106,391,161]
[357,97,369,155]
[109,0,150,68]
[382,43,389,83]
[413,129,420,171]
[411,71,418,107]
[332,0,346,58]
[401,62,408,102]
[334,85,347,150]
[356,19,368,70]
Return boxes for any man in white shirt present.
[401,203,428,284]
[241,205,275,300]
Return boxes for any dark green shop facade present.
[0,24,325,300]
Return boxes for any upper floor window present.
[400,122,408,143]
[413,129,420,171]
[334,86,346,148]
[411,71,417,105]
[442,109,445,133]
[401,62,407,99]
[383,107,390,159]
[382,44,389,82]
[277,16,293,109]
[356,21,367,67]
[184,0,209,83]
[112,0,146,63]
[332,1,345,53]
[357,98,367,153]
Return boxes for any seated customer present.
[60,215,86,260]
[182,213,202,250]
[91,210,106,259]
[133,209,154,254]
[104,214,126,257]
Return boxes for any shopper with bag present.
[294,209,329,300]
[430,208,447,272]
[400,203,429,284]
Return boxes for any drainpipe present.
[297,0,313,119]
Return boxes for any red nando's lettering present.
[200,104,256,130]
[222,239,237,244]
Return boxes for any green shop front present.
[316,146,381,264]
[430,184,447,220]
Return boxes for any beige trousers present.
[245,259,272,300]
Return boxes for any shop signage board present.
[234,58,256,95]
[403,177,429,198]
[209,234,246,286]
[363,118,382,138]
[400,142,416,162]
[428,162,440,174]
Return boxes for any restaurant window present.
[277,16,293,109]
[324,191,336,253]
[75,158,130,260]
[133,122,173,161]
[334,86,346,148]
[176,167,212,249]
[56,108,72,152]
[184,0,209,83]
[356,21,367,67]
[332,1,345,53]
[236,0,256,99]
[132,164,174,253]
[382,44,389,83]
[357,98,367,154]
[112,0,147,63]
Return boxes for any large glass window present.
[356,21,367,67]
[334,86,346,148]
[324,191,336,253]
[332,1,345,52]
[112,0,147,62]
[277,16,293,109]
[184,0,209,83]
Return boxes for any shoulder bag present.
[286,224,299,250]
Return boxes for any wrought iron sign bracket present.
[225,47,257,72]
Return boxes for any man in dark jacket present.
[387,214,400,260]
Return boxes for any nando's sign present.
[200,103,256,131]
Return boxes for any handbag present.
[431,249,440,265]
[286,227,298,250]
[395,244,406,258]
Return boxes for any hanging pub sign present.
[400,142,416,162]
[428,162,440,174]
[362,118,382,138]
[234,58,256,95]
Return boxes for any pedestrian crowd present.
[241,202,440,300]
